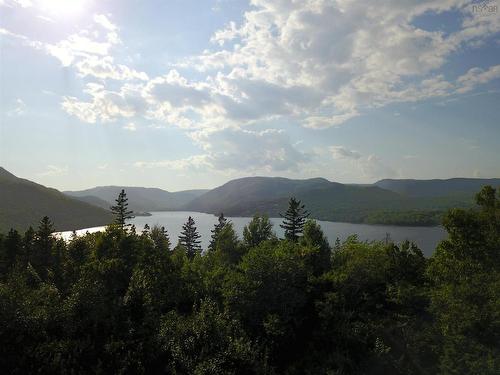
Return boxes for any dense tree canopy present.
[0,187,498,374]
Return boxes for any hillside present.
[64,186,209,212]
[182,176,480,226]
[0,167,113,232]
[69,195,113,210]
[375,178,500,197]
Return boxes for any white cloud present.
[0,13,148,83]
[7,98,26,116]
[456,65,500,93]
[75,56,149,81]
[330,146,362,160]
[329,145,397,179]
[134,155,211,170]
[30,1,497,133]
[181,0,500,127]
[37,165,68,177]
[135,127,310,173]
[123,122,137,131]
[0,0,33,8]
[62,82,144,123]
[360,155,398,179]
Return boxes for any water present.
[59,211,447,256]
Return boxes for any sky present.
[0,0,499,191]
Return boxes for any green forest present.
[0,187,499,374]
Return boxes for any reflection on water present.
[58,211,447,256]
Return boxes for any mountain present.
[182,176,487,226]
[0,167,113,232]
[69,195,114,210]
[375,178,500,197]
[183,176,403,219]
[64,186,209,212]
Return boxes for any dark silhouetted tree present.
[209,213,227,252]
[32,216,54,279]
[280,197,309,242]
[179,216,202,259]
[111,189,134,231]
[0,229,21,276]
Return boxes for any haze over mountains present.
[2,166,498,231]
[64,186,208,212]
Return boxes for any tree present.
[280,197,309,242]
[243,214,275,248]
[110,189,134,232]
[300,219,331,274]
[208,213,227,252]
[32,216,55,279]
[214,223,243,264]
[178,216,202,259]
[0,229,21,276]
[149,225,171,253]
[427,185,500,374]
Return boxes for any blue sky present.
[1,0,499,191]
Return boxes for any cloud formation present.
[135,127,310,173]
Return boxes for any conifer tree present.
[150,225,171,252]
[208,213,228,251]
[280,197,309,242]
[178,216,202,259]
[111,189,134,231]
[1,229,21,273]
[33,216,55,278]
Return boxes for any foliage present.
[110,189,135,231]
[0,187,498,374]
[243,214,275,248]
[178,216,202,259]
[209,213,228,252]
[280,197,309,242]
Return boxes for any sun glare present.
[37,0,87,16]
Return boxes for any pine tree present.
[208,213,228,251]
[178,216,202,259]
[111,189,134,231]
[280,197,309,242]
[1,229,21,273]
[33,216,55,279]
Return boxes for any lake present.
[59,211,447,256]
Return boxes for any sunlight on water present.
[57,211,447,256]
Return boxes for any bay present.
[59,211,447,256]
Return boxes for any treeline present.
[0,189,499,374]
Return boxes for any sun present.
[37,0,87,16]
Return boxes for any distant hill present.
[0,167,113,232]
[64,186,209,212]
[183,177,340,213]
[375,178,500,197]
[182,176,484,226]
[69,195,114,210]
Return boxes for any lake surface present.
[60,211,447,256]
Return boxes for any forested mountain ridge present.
[0,167,113,232]
[64,186,209,212]
[182,176,477,225]
[375,177,500,197]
